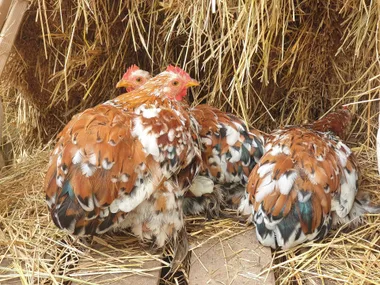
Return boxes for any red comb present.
[122,64,140,79]
[166,65,191,80]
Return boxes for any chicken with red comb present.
[45,67,201,249]
[116,66,266,219]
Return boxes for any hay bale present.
[1,0,379,153]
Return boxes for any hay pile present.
[1,0,380,284]
[3,0,380,155]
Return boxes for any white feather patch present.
[102,159,115,170]
[237,194,252,216]
[81,163,96,177]
[228,147,241,163]
[265,143,273,152]
[168,129,175,142]
[336,149,348,167]
[115,180,155,213]
[339,141,351,154]
[202,137,212,145]
[72,149,84,164]
[132,117,159,157]
[297,190,312,203]
[335,168,357,218]
[152,89,161,96]
[232,121,244,131]
[225,125,240,146]
[99,207,109,218]
[243,142,252,152]
[278,172,297,195]
[143,107,161,119]
[189,176,214,197]
[257,163,275,178]
[255,175,275,202]
[282,145,291,155]
[270,144,282,156]
[56,175,63,188]
[121,173,129,182]
[57,154,62,167]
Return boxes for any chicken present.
[241,108,380,249]
[116,66,266,218]
[183,105,265,217]
[45,66,201,248]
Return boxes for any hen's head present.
[116,65,151,92]
[144,65,199,101]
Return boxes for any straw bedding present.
[1,0,380,284]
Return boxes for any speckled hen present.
[116,66,266,218]
[45,66,201,248]
[241,108,380,249]
[183,105,265,217]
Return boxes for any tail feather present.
[332,194,380,228]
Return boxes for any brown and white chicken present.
[240,108,380,249]
[183,105,265,217]
[116,66,266,218]
[45,66,201,248]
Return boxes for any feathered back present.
[190,104,265,186]
[45,105,145,235]
[245,116,358,249]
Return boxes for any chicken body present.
[45,68,201,247]
[183,105,265,217]
[242,109,363,249]
[116,66,266,217]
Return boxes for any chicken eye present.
[172,81,179,86]
[136,78,141,82]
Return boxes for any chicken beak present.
[185,79,200,88]
[116,78,131,89]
